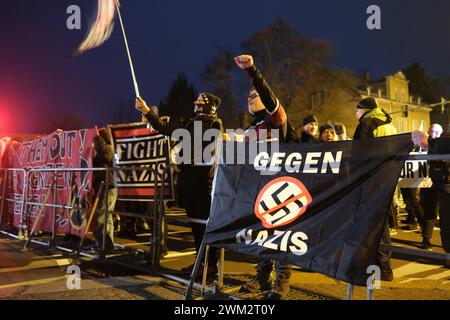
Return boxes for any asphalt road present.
[0,208,449,301]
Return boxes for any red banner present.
[5,129,96,236]
[109,123,174,202]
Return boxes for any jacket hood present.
[361,108,392,125]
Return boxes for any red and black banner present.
[109,123,174,202]
[4,129,96,236]
[204,134,412,286]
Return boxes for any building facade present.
[359,71,432,133]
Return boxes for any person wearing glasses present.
[235,55,287,143]
[234,54,290,299]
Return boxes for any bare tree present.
[241,18,359,130]
[201,47,241,129]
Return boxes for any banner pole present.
[218,248,225,290]
[75,182,105,263]
[345,284,354,300]
[367,287,374,300]
[184,242,206,300]
[201,245,211,296]
[115,2,141,98]
[102,172,110,257]
[0,169,8,226]
[19,170,29,240]
[23,179,55,250]
[51,171,57,246]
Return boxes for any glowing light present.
[0,105,11,133]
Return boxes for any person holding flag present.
[135,94,224,279]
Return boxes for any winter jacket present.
[428,133,450,191]
[244,65,288,142]
[144,108,223,167]
[353,108,397,140]
[93,134,115,194]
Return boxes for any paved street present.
[0,208,449,301]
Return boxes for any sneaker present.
[421,240,433,251]
[406,223,418,231]
[240,270,273,293]
[180,263,218,281]
[266,277,290,300]
[380,266,394,281]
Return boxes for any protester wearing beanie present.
[301,114,319,143]
[135,93,224,279]
[353,97,396,140]
[352,96,398,282]
[194,92,221,115]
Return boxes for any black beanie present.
[204,92,221,107]
[357,97,378,110]
[303,114,318,126]
[197,92,221,115]
[319,123,335,137]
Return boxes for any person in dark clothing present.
[234,54,291,300]
[400,188,423,230]
[354,97,397,139]
[135,93,224,277]
[353,97,397,281]
[285,121,300,142]
[92,127,117,253]
[417,124,443,250]
[413,125,450,255]
[300,115,319,143]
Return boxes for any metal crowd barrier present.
[0,165,169,271]
[1,152,450,301]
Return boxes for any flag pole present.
[115,1,140,98]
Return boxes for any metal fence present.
[1,153,450,300]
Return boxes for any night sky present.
[1,0,450,133]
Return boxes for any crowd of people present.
[2,54,447,300]
[130,54,449,298]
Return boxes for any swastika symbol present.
[259,182,304,220]
[254,177,312,229]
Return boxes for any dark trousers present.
[420,188,450,252]
[178,166,218,266]
[377,219,392,268]
[421,188,437,241]
[256,260,291,280]
[388,195,399,229]
[400,188,424,225]
[439,190,450,253]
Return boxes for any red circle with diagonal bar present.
[254,176,312,229]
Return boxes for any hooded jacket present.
[353,108,397,140]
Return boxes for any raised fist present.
[234,55,254,69]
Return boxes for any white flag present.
[77,0,119,54]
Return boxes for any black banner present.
[204,134,412,286]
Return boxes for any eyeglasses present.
[248,93,259,100]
